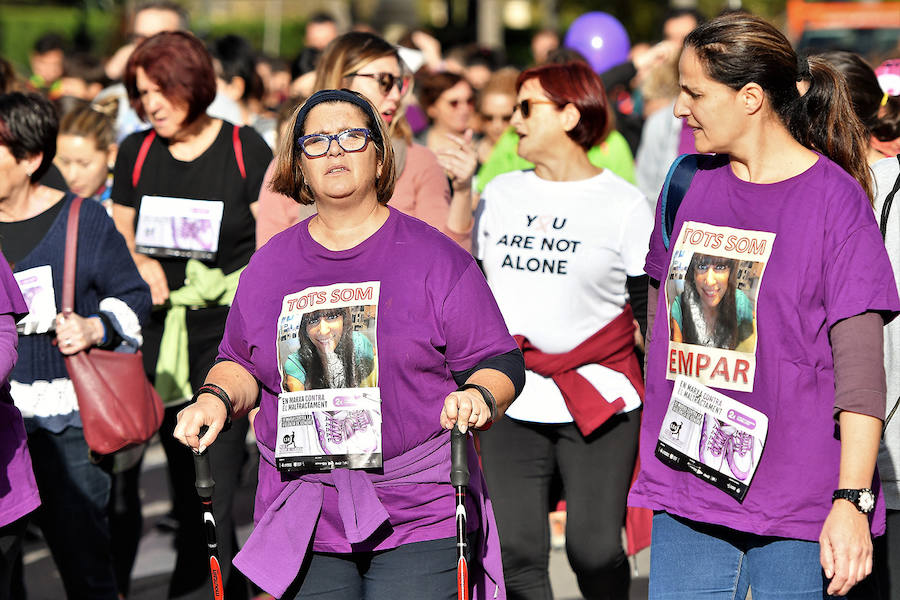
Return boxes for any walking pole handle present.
[193,426,215,500]
[450,425,469,488]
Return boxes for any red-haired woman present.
[473,62,652,599]
[110,31,272,599]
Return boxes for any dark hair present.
[680,253,751,350]
[416,71,467,113]
[124,31,217,127]
[544,47,588,66]
[0,92,59,182]
[270,89,396,206]
[0,58,20,94]
[815,51,882,135]
[33,32,66,55]
[211,34,264,103]
[308,12,337,26]
[684,13,872,202]
[516,62,610,150]
[664,8,704,27]
[63,52,108,86]
[134,1,189,31]
[295,307,373,390]
[292,47,322,80]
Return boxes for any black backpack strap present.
[880,155,900,241]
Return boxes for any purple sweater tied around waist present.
[234,431,506,599]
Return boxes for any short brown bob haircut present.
[270,89,396,206]
[124,31,216,127]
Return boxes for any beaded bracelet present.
[458,382,497,422]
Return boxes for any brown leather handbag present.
[62,196,163,455]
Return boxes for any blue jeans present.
[27,426,117,599]
[649,512,872,600]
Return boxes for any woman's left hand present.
[819,501,873,596]
[440,387,490,433]
[436,130,477,192]
[55,313,104,355]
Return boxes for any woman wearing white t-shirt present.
[474,62,653,600]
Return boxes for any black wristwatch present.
[832,488,876,514]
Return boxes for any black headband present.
[291,89,383,147]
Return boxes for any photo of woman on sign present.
[670,253,754,350]
[283,306,376,391]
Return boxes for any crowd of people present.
[0,1,899,599]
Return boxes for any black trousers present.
[143,306,251,600]
[478,411,641,600]
[0,517,26,600]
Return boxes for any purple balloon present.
[563,12,631,75]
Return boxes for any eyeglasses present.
[296,128,372,158]
[446,97,475,109]
[514,99,558,118]
[481,112,514,123]
[347,72,411,96]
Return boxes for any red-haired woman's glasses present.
[515,99,558,118]
[297,128,372,158]
[348,72,411,96]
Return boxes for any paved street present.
[22,438,650,599]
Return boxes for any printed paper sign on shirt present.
[134,196,224,261]
[665,222,775,392]
[274,282,381,471]
[655,375,768,502]
[13,265,56,335]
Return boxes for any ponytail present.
[789,55,873,202]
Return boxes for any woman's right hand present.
[135,254,170,305]
[173,394,228,453]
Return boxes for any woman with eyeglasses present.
[474,61,652,600]
[110,31,272,600]
[255,32,474,250]
[173,88,524,600]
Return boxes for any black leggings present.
[478,411,640,600]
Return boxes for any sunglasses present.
[446,97,475,109]
[514,98,558,118]
[297,128,372,158]
[348,72,411,96]
[481,112,514,123]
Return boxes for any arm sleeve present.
[823,182,900,329]
[627,274,649,339]
[450,348,525,397]
[441,261,518,373]
[831,311,886,419]
[0,314,18,383]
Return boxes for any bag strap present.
[880,155,900,241]
[232,124,246,179]
[131,126,246,186]
[661,154,702,251]
[62,196,84,317]
[131,129,157,188]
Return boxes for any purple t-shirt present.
[219,207,516,552]
[629,155,900,541]
[0,254,39,527]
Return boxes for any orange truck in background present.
[786,0,900,57]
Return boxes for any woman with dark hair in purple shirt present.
[628,12,900,600]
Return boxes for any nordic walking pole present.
[194,427,225,600]
[450,424,470,600]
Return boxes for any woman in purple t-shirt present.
[628,13,900,600]
[173,89,523,600]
